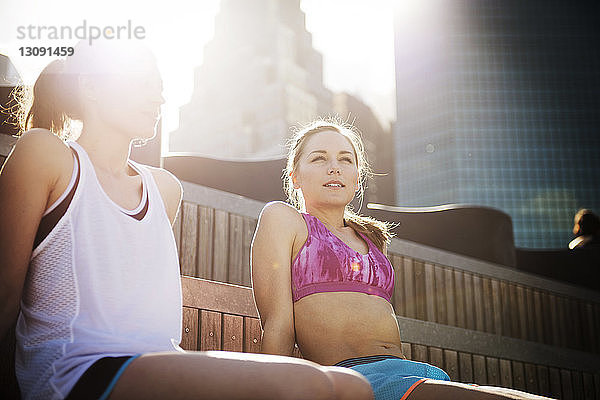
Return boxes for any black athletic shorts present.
[65,355,139,400]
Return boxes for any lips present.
[323,180,345,188]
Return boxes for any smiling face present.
[292,129,360,210]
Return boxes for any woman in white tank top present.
[0,40,372,400]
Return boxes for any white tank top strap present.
[42,147,79,217]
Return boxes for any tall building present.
[170,0,332,157]
[393,1,600,248]
[333,93,395,206]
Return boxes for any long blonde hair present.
[284,117,393,252]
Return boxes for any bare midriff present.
[293,291,405,366]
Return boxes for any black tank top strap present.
[33,148,81,250]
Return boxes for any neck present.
[305,205,347,230]
[77,120,133,177]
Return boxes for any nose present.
[328,163,341,175]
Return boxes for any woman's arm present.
[0,130,69,340]
[251,201,302,356]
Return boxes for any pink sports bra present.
[291,213,394,303]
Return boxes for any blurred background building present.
[393,1,600,248]
[169,0,332,158]
[169,0,396,205]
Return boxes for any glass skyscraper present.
[393,1,600,248]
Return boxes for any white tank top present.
[15,141,182,400]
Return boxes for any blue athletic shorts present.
[335,355,450,400]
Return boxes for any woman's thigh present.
[108,350,372,400]
[408,380,555,400]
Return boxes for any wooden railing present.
[175,181,600,357]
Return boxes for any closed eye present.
[311,156,326,162]
[340,157,353,163]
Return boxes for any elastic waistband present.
[334,354,405,368]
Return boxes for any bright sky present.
[0,0,396,153]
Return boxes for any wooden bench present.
[179,276,600,399]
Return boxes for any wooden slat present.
[414,260,427,321]
[569,298,583,350]
[443,350,459,381]
[512,361,526,391]
[472,275,486,332]
[524,363,538,393]
[454,270,466,329]
[556,296,569,348]
[424,263,436,322]
[181,202,198,276]
[525,287,536,342]
[401,342,412,360]
[182,276,259,317]
[459,352,473,383]
[595,304,600,354]
[500,281,512,337]
[429,347,443,370]
[198,206,214,280]
[509,284,521,339]
[594,373,600,400]
[482,277,494,333]
[541,292,554,345]
[242,217,256,286]
[411,344,428,363]
[499,358,513,388]
[243,317,262,353]
[472,355,487,385]
[582,372,595,400]
[532,290,545,344]
[536,365,550,397]
[491,279,502,335]
[213,210,229,282]
[181,307,199,351]
[463,273,476,331]
[486,356,500,386]
[549,294,561,346]
[228,214,244,285]
[444,267,456,326]
[583,303,597,353]
[516,285,528,340]
[200,310,222,351]
[571,371,584,400]
[403,257,416,319]
[392,255,406,316]
[548,367,563,399]
[560,369,574,400]
[433,265,447,324]
[222,314,244,352]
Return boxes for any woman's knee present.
[322,366,374,400]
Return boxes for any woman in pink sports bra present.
[251,119,553,400]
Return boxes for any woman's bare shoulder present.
[260,201,304,226]
[16,129,71,157]
[5,129,72,179]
